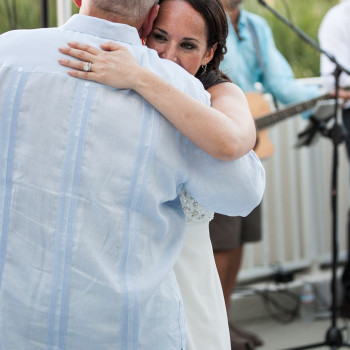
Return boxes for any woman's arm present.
[58,41,256,160]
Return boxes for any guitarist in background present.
[319,0,350,320]
[210,0,320,349]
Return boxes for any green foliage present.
[0,0,80,33]
[244,0,339,77]
[0,0,67,33]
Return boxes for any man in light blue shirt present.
[0,0,265,349]
[220,1,319,103]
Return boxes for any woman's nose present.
[160,43,179,64]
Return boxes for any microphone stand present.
[257,1,350,349]
[40,0,49,28]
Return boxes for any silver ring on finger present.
[83,61,92,72]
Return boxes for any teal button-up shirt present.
[221,9,319,105]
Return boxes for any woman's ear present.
[201,43,218,66]
[139,4,160,38]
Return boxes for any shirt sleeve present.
[184,146,265,217]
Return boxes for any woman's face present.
[146,0,215,76]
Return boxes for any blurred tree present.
[3,0,17,29]
[0,0,57,33]
[244,0,339,77]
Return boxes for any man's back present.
[0,14,264,350]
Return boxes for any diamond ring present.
[83,61,92,72]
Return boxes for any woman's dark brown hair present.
[159,0,231,89]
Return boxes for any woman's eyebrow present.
[153,27,168,35]
[153,27,200,43]
[182,37,200,43]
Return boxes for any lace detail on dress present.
[180,187,214,224]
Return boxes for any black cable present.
[254,283,300,324]
[312,283,330,311]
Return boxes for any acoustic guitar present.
[245,92,332,159]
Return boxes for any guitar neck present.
[255,94,331,131]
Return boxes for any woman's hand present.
[58,41,143,90]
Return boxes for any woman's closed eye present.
[151,32,168,43]
[180,42,197,50]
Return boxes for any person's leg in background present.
[210,206,263,349]
[215,245,243,310]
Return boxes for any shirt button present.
[18,67,23,72]
[85,82,90,87]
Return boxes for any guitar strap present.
[246,16,279,110]
[246,17,265,78]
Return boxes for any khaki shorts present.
[209,203,262,251]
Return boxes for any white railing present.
[239,78,350,282]
[56,0,71,26]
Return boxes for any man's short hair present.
[90,0,157,20]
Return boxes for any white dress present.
[174,188,231,350]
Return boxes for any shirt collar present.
[60,14,142,45]
[226,8,249,41]
[237,8,249,41]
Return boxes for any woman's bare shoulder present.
[207,81,245,98]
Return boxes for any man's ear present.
[73,0,82,8]
[139,4,159,38]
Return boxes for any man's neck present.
[78,7,145,38]
[79,6,139,28]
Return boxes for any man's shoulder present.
[0,27,65,72]
[323,1,349,22]
[330,1,350,14]
[0,28,26,44]
[142,49,196,82]
[320,2,349,33]
[140,49,209,104]
[0,27,55,41]
[0,27,59,54]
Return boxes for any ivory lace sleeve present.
[180,187,214,224]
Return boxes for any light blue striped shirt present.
[0,14,265,350]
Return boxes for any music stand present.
[295,100,340,148]
[256,1,350,348]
